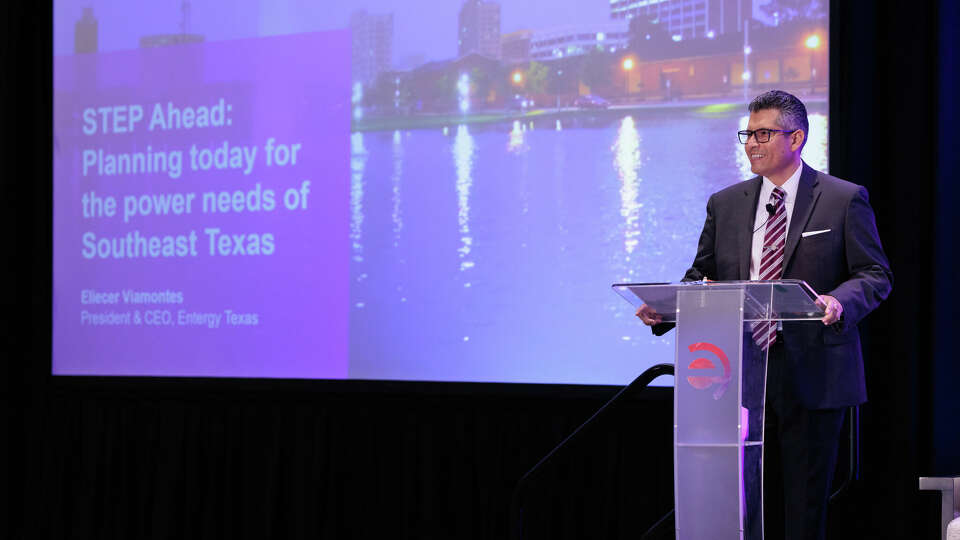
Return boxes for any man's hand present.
[635,304,663,326]
[816,295,843,325]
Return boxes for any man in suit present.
[636,90,892,540]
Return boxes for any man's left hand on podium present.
[816,294,844,325]
[635,304,663,326]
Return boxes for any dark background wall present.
[5,1,959,538]
[933,0,960,486]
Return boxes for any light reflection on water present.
[349,105,829,384]
[613,116,642,265]
[806,113,828,172]
[391,130,404,246]
[508,120,527,154]
[350,132,367,263]
[453,125,475,273]
[349,132,368,310]
[736,114,752,178]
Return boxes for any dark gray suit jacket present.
[658,163,893,409]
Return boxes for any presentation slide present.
[53,0,828,384]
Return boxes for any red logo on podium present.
[686,342,732,400]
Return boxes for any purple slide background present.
[53,32,351,378]
[53,2,828,385]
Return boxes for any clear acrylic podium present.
[612,279,825,540]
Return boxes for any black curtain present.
[825,1,947,537]
[16,379,674,539]
[6,1,959,539]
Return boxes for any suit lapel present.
[738,177,762,280]
[782,163,821,274]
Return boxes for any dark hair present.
[748,90,808,149]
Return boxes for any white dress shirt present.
[749,161,804,280]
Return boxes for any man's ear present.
[791,129,806,152]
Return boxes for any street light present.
[742,23,751,103]
[805,34,821,93]
[512,70,523,86]
[555,69,563,109]
[622,57,635,97]
[458,73,471,114]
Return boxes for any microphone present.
[752,201,782,235]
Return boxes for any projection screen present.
[53,0,829,384]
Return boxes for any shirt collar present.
[760,160,803,205]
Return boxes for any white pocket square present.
[801,229,831,238]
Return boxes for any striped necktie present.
[752,186,787,350]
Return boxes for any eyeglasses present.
[737,128,797,144]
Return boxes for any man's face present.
[744,108,803,181]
